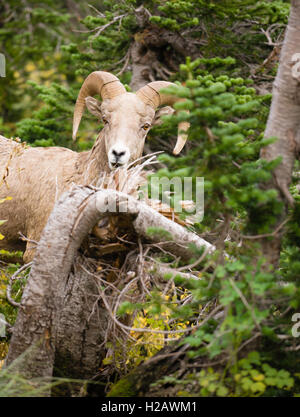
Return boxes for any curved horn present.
[136,81,189,155]
[73,71,126,141]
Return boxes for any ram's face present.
[74,73,189,172]
[85,93,172,169]
[102,93,155,169]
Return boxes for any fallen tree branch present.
[4,185,215,394]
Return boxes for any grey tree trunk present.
[260,0,300,264]
[5,186,106,395]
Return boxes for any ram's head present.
[73,71,189,169]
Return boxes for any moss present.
[107,376,137,397]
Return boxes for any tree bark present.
[260,0,300,264]
[5,186,104,394]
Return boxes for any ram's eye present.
[102,117,109,125]
[142,123,150,131]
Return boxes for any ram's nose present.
[108,145,130,169]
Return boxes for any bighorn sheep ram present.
[0,71,189,262]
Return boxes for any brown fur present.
[0,128,114,261]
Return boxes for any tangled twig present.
[6,262,32,307]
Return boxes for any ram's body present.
[0,135,106,260]
[0,72,189,262]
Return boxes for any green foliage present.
[154,57,282,234]
[16,81,76,147]
[0,1,74,127]
[150,0,289,74]
[153,351,295,397]
[152,0,289,28]
[107,376,137,397]
[180,250,299,357]
[2,0,289,148]
[117,56,300,396]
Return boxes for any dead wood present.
[5,184,214,396]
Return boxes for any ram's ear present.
[85,96,102,118]
[152,106,175,126]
